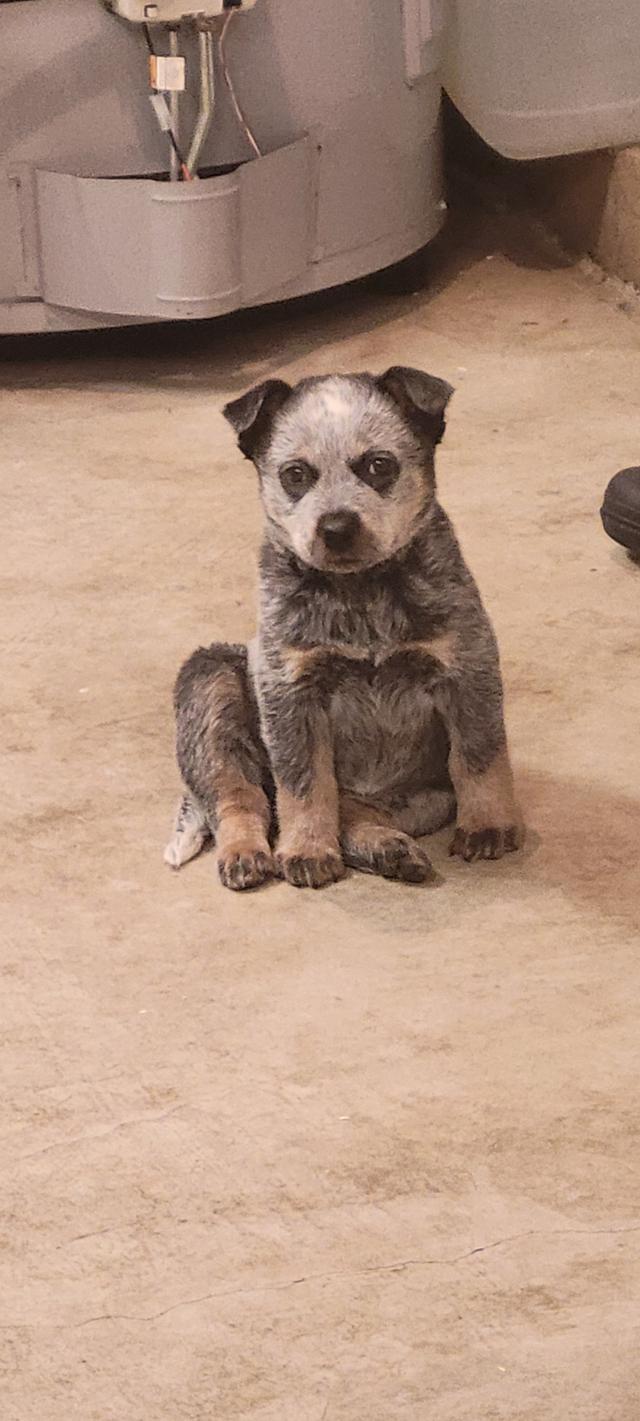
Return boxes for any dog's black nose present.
[317,509,362,554]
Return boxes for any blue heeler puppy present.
[165,367,523,890]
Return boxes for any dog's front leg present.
[261,684,344,889]
[433,656,524,864]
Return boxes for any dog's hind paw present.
[344,830,433,884]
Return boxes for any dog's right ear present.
[223,379,292,461]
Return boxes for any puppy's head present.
[223,367,453,574]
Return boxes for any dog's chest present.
[294,581,411,649]
[329,653,439,798]
[265,577,451,797]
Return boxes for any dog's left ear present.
[223,379,292,461]
[376,366,454,446]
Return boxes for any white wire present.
[187,27,215,175]
[219,11,262,160]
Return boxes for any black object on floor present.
[601,468,640,555]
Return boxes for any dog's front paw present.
[275,845,345,889]
[218,847,274,891]
[449,825,523,863]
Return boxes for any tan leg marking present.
[448,743,524,862]
[214,768,273,892]
[203,665,248,726]
[275,737,344,889]
[184,665,273,890]
[340,796,433,884]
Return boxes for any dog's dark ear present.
[376,366,454,445]
[223,379,292,461]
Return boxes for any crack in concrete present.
[15,1105,187,1163]
[66,1227,120,1245]
[2,1223,637,1331]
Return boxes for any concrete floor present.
[2,215,640,1420]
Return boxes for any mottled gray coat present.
[166,367,522,890]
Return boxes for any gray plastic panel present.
[240,139,312,301]
[444,0,640,160]
[0,0,444,332]
[152,178,241,311]
[35,138,311,319]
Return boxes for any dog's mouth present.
[321,551,367,573]
[312,534,380,575]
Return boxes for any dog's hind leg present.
[340,796,434,884]
[169,643,274,891]
[393,788,456,838]
[164,793,211,869]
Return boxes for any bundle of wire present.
[143,22,193,180]
[143,14,262,181]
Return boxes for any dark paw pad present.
[276,850,345,889]
[218,849,274,891]
[449,825,522,863]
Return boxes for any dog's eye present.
[279,461,318,501]
[369,454,398,480]
[355,451,400,494]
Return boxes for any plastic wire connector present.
[149,92,173,132]
[149,54,186,92]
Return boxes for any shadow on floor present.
[0,231,468,396]
[520,768,640,931]
[327,764,640,941]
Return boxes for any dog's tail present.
[164,792,212,869]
